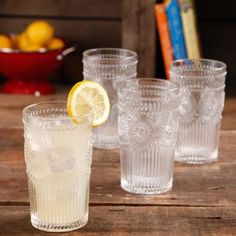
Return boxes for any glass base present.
[175,149,218,164]
[121,179,172,195]
[31,214,88,232]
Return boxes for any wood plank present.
[122,0,156,77]
[138,0,156,77]
[0,18,121,49]
[0,0,121,19]
[0,92,235,129]
[0,205,235,235]
[122,0,139,52]
[0,128,235,207]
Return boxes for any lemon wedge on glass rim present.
[67,80,110,127]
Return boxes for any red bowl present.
[0,44,75,95]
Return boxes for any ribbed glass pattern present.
[175,121,220,164]
[83,48,137,149]
[28,174,90,232]
[171,59,227,164]
[121,145,174,194]
[23,102,93,232]
[118,79,180,194]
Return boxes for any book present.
[165,0,187,60]
[179,0,201,58]
[154,3,173,80]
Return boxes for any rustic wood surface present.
[0,91,235,235]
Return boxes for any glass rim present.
[121,78,179,93]
[170,58,227,77]
[83,47,138,64]
[22,101,93,123]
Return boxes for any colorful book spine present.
[165,0,187,60]
[179,0,201,58]
[154,3,173,79]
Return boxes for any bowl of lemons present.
[0,20,75,95]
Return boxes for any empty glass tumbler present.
[23,102,93,232]
[83,48,137,149]
[170,59,227,164]
[118,79,180,194]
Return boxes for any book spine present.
[165,0,187,60]
[179,0,201,58]
[154,3,173,79]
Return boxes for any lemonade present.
[23,81,110,232]
[23,102,93,232]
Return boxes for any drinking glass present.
[83,48,137,149]
[170,59,227,164]
[23,101,93,232]
[118,79,180,194]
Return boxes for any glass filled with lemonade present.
[23,82,110,232]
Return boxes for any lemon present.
[0,35,12,49]
[18,33,30,51]
[19,33,43,52]
[48,38,64,50]
[26,20,54,45]
[22,44,43,52]
[67,80,110,126]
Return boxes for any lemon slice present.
[67,80,110,126]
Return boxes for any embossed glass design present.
[83,48,137,149]
[23,102,93,232]
[171,59,227,164]
[118,79,180,194]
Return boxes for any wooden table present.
[0,89,235,235]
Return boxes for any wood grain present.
[0,205,235,235]
[138,0,156,77]
[121,0,156,78]
[0,0,121,19]
[0,128,235,207]
[122,0,139,52]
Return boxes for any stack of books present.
[155,0,201,79]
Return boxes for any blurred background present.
[0,0,235,95]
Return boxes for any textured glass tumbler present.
[171,59,227,164]
[118,79,180,194]
[23,102,93,232]
[83,48,137,149]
